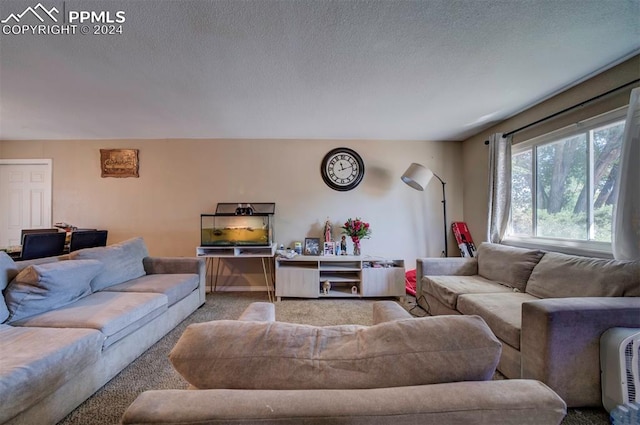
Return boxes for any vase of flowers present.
[341,217,371,256]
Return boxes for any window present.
[507,107,627,254]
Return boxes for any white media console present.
[275,255,405,301]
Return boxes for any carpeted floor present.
[57,292,610,425]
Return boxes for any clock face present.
[320,147,365,191]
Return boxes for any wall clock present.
[320,147,365,191]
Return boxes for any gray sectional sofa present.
[121,301,567,425]
[0,237,206,425]
[416,242,640,408]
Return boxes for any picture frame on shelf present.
[304,238,320,255]
[323,241,335,256]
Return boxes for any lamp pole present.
[400,163,448,258]
[433,173,448,257]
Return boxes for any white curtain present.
[487,133,512,243]
[612,87,640,260]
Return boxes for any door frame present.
[0,158,52,168]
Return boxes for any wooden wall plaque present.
[100,149,139,178]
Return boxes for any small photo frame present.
[304,238,320,255]
[323,241,335,256]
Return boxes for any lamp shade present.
[401,163,434,191]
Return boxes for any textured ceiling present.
[0,0,638,141]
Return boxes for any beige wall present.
[4,55,634,288]
[0,139,463,288]
[461,54,640,244]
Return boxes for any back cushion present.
[0,252,19,322]
[169,315,502,390]
[5,259,103,322]
[526,252,640,298]
[477,243,545,292]
[69,237,148,291]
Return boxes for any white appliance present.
[600,327,640,413]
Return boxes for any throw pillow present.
[5,259,103,323]
[477,243,544,292]
[69,237,148,291]
[169,315,501,390]
[525,252,640,298]
[0,252,19,323]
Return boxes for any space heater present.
[600,327,640,413]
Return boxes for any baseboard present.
[209,286,267,292]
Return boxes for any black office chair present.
[69,230,108,252]
[20,228,59,245]
[19,232,66,261]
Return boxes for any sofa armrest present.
[238,302,276,321]
[416,257,478,277]
[143,256,205,275]
[521,297,640,407]
[121,380,566,425]
[416,257,478,297]
[372,301,412,324]
[143,257,206,306]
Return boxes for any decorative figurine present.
[340,235,347,255]
[324,218,332,242]
[322,280,331,295]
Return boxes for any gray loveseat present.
[121,301,567,425]
[416,242,640,407]
[0,237,206,425]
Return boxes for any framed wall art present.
[100,149,139,178]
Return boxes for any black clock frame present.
[320,147,365,191]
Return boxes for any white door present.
[0,160,53,248]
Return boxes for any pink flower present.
[341,217,371,240]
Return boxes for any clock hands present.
[338,161,353,172]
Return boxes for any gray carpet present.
[57,292,610,425]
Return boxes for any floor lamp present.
[401,163,448,257]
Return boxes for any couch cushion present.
[169,315,502,390]
[0,251,19,288]
[10,291,167,348]
[15,255,68,271]
[457,292,540,350]
[0,324,103,424]
[5,259,103,323]
[6,256,67,323]
[104,273,199,306]
[69,237,148,291]
[421,275,513,311]
[525,252,640,298]
[0,252,18,323]
[477,243,545,292]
